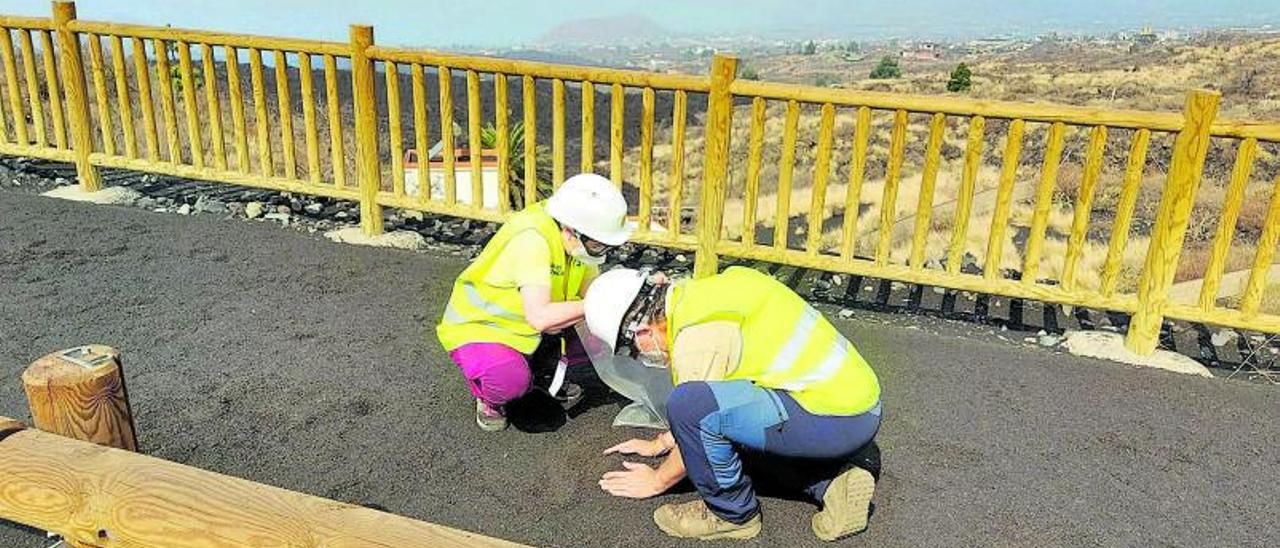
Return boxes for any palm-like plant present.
[478,121,554,210]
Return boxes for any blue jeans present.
[667,380,882,524]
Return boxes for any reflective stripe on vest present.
[442,282,526,325]
[668,266,880,416]
[763,305,821,377]
[436,203,588,354]
[776,336,849,392]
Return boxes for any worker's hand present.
[603,437,668,457]
[599,462,665,499]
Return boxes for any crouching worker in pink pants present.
[436,173,633,431]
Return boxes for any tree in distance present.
[947,62,973,92]
[869,56,902,79]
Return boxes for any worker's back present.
[668,267,880,416]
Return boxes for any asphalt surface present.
[1,188,1278,547]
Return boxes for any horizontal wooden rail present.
[0,419,524,547]
[731,79,1280,141]
[90,153,360,201]
[68,20,349,55]
[632,230,700,252]
[731,79,1187,130]
[377,193,506,224]
[0,142,74,162]
[1209,120,1280,142]
[718,243,1141,313]
[0,15,53,30]
[366,46,711,91]
[1164,303,1280,334]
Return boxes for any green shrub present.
[947,63,973,92]
[869,57,901,79]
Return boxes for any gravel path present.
[1,189,1277,547]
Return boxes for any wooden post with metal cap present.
[22,344,138,452]
[692,54,738,279]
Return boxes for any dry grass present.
[805,37,1280,123]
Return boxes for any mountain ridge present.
[536,14,669,46]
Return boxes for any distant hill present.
[536,14,668,46]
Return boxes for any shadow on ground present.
[1,189,1277,547]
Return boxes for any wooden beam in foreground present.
[0,417,525,548]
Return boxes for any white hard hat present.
[584,268,647,351]
[545,173,633,246]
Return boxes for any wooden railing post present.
[22,345,138,451]
[692,55,737,278]
[1125,90,1220,355]
[52,1,101,192]
[350,24,383,235]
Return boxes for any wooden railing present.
[713,81,1224,354]
[3,2,1280,355]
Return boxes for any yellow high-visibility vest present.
[667,266,881,416]
[436,203,589,354]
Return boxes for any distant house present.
[900,42,943,61]
[964,37,1020,55]
[1134,27,1159,46]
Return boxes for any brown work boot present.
[653,500,761,541]
[812,465,876,541]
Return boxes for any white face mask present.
[567,232,608,266]
[637,348,669,369]
[570,245,606,266]
[634,332,669,369]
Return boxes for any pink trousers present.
[448,334,588,408]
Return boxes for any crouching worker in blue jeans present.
[584,266,882,541]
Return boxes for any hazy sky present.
[7,1,1280,46]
